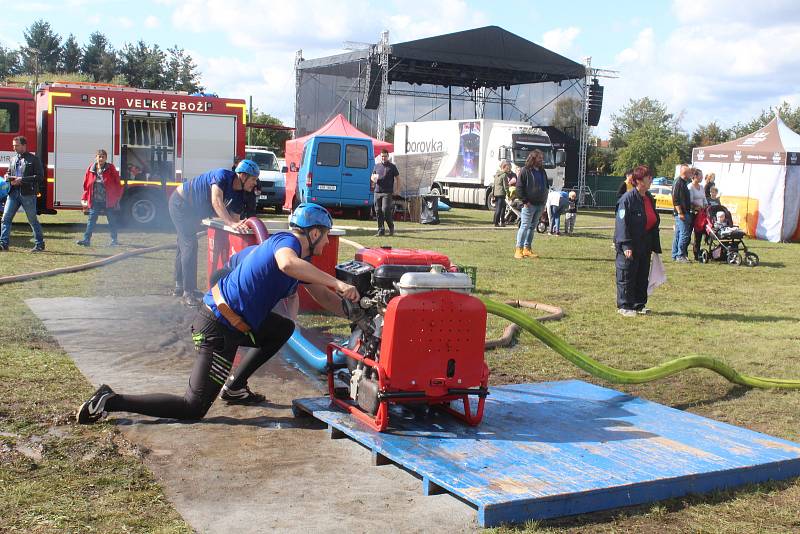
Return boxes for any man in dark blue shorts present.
[77,203,359,423]
[170,159,261,306]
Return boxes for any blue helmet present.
[0,180,9,201]
[235,159,260,178]
[289,202,333,230]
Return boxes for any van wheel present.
[291,195,299,211]
[123,189,164,228]
[430,184,442,197]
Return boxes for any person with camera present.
[0,136,45,252]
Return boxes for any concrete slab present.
[26,296,476,533]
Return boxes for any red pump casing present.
[328,246,489,432]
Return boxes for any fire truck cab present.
[0,82,246,226]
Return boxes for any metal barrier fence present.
[593,190,618,209]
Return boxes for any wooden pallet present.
[293,380,800,527]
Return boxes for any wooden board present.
[294,380,800,527]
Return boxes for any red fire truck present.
[0,82,246,226]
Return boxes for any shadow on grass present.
[655,310,796,322]
[520,477,799,533]
[671,384,750,411]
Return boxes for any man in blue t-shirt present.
[77,203,360,423]
[169,160,260,306]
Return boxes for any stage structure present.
[294,26,587,177]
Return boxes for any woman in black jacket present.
[614,165,662,317]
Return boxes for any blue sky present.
[4,0,799,138]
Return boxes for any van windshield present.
[247,151,279,171]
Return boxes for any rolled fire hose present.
[481,297,800,390]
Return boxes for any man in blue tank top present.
[77,203,359,423]
[169,159,261,306]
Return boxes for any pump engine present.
[330,246,489,431]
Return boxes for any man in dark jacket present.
[1,136,45,252]
[671,164,692,262]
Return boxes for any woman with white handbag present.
[614,165,663,317]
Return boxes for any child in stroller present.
[695,204,759,266]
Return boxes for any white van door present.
[54,106,114,207]
[181,113,236,181]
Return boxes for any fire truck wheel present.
[123,189,165,228]
[485,188,495,211]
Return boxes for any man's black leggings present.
[105,307,295,420]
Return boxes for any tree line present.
[0,19,203,93]
[589,97,800,176]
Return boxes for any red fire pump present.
[327,246,489,432]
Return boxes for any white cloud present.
[163,0,490,127]
[117,16,134,29]
[541,27,581,55]
[144,15,160,29]
[596,2,800,137]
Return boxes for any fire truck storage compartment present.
[121,111,175,183]
[181,113,237,181]
[54,106,114,207]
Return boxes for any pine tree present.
[59,34,82,74]
[0,45,20,81]
[21,20,62,74]
[81,32,113,82]
[165,46,202,93]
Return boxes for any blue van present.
[296,136,374,211]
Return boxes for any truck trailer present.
[393,119,565,209]
[0,82,246,226]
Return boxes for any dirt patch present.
[26,296,477,533]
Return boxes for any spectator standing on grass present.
[564,190,578,235]
[76,203,359,424]
[616,169,634,203]
[492,160,512,227]
[169,160,260,306]
[514,150,548,259]
[76,149,123,247]
[704,172,716,201]
[0,136,45,253]
[372,149,400,237]
[614,165,661,317]
[689,169,708,261]
[708,187,721,207]
[671,164,693,262]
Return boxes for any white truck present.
[393,119,565,209]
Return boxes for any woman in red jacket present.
[77,149,123,247]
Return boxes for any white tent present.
[692,116,800,242]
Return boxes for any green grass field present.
[1,206,799,532]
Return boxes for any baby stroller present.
[695,204,759,267]
[502,200,550,231]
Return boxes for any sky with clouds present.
[3,0,799,138]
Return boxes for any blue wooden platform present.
[293,380,800,527]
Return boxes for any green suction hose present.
[481,297,800,390]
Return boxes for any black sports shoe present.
[76,384,115,424]
[219,384,266,405]
[171,286,184,297]
[0,243,8,251]
[30,244,45,253]
[76,239,90,247]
